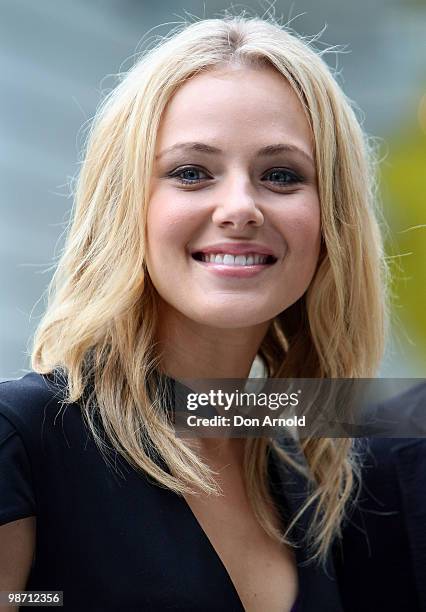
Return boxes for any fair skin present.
[147,63,320,380]
[1,64,321,612]
[147,63,321,611]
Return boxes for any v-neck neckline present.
[178,443,301,612]
[180,493,246,611]
[150,372,342,611]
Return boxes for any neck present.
[156,302,270,380]
[154,300,271,464]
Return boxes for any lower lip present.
[192,258,275,278]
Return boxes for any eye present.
[262,168,303,187]
[168,165,210,185]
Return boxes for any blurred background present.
[1,0,425,380]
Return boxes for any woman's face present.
[147,64,321,330]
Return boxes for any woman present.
[0,15,387,611]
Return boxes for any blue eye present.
[168,165,304,187]
[169,166,208,185]
[263,169,302,185]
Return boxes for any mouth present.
[191,252,278,267]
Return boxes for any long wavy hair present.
[32,15,388,563]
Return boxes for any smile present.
[191,251,277,278]
[192,252,277,266]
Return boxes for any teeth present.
[199,253,270,266]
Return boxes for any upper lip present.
[190,242,277,257]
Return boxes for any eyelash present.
[168,165,304,188]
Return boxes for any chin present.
[186,306,274,330]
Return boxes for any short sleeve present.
[0,412,36,526]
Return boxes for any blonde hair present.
[32,14,388,563]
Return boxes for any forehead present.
[156,64,313,154]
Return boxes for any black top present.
[0,372,343,611]
[333,382,426,612]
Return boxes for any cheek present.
[146,195,199,272]
[147,199,180,249]
[292,216,321,255]
[280,198,321,258]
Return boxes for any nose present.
[211,173,264,231]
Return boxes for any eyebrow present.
[155,141,315,166]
